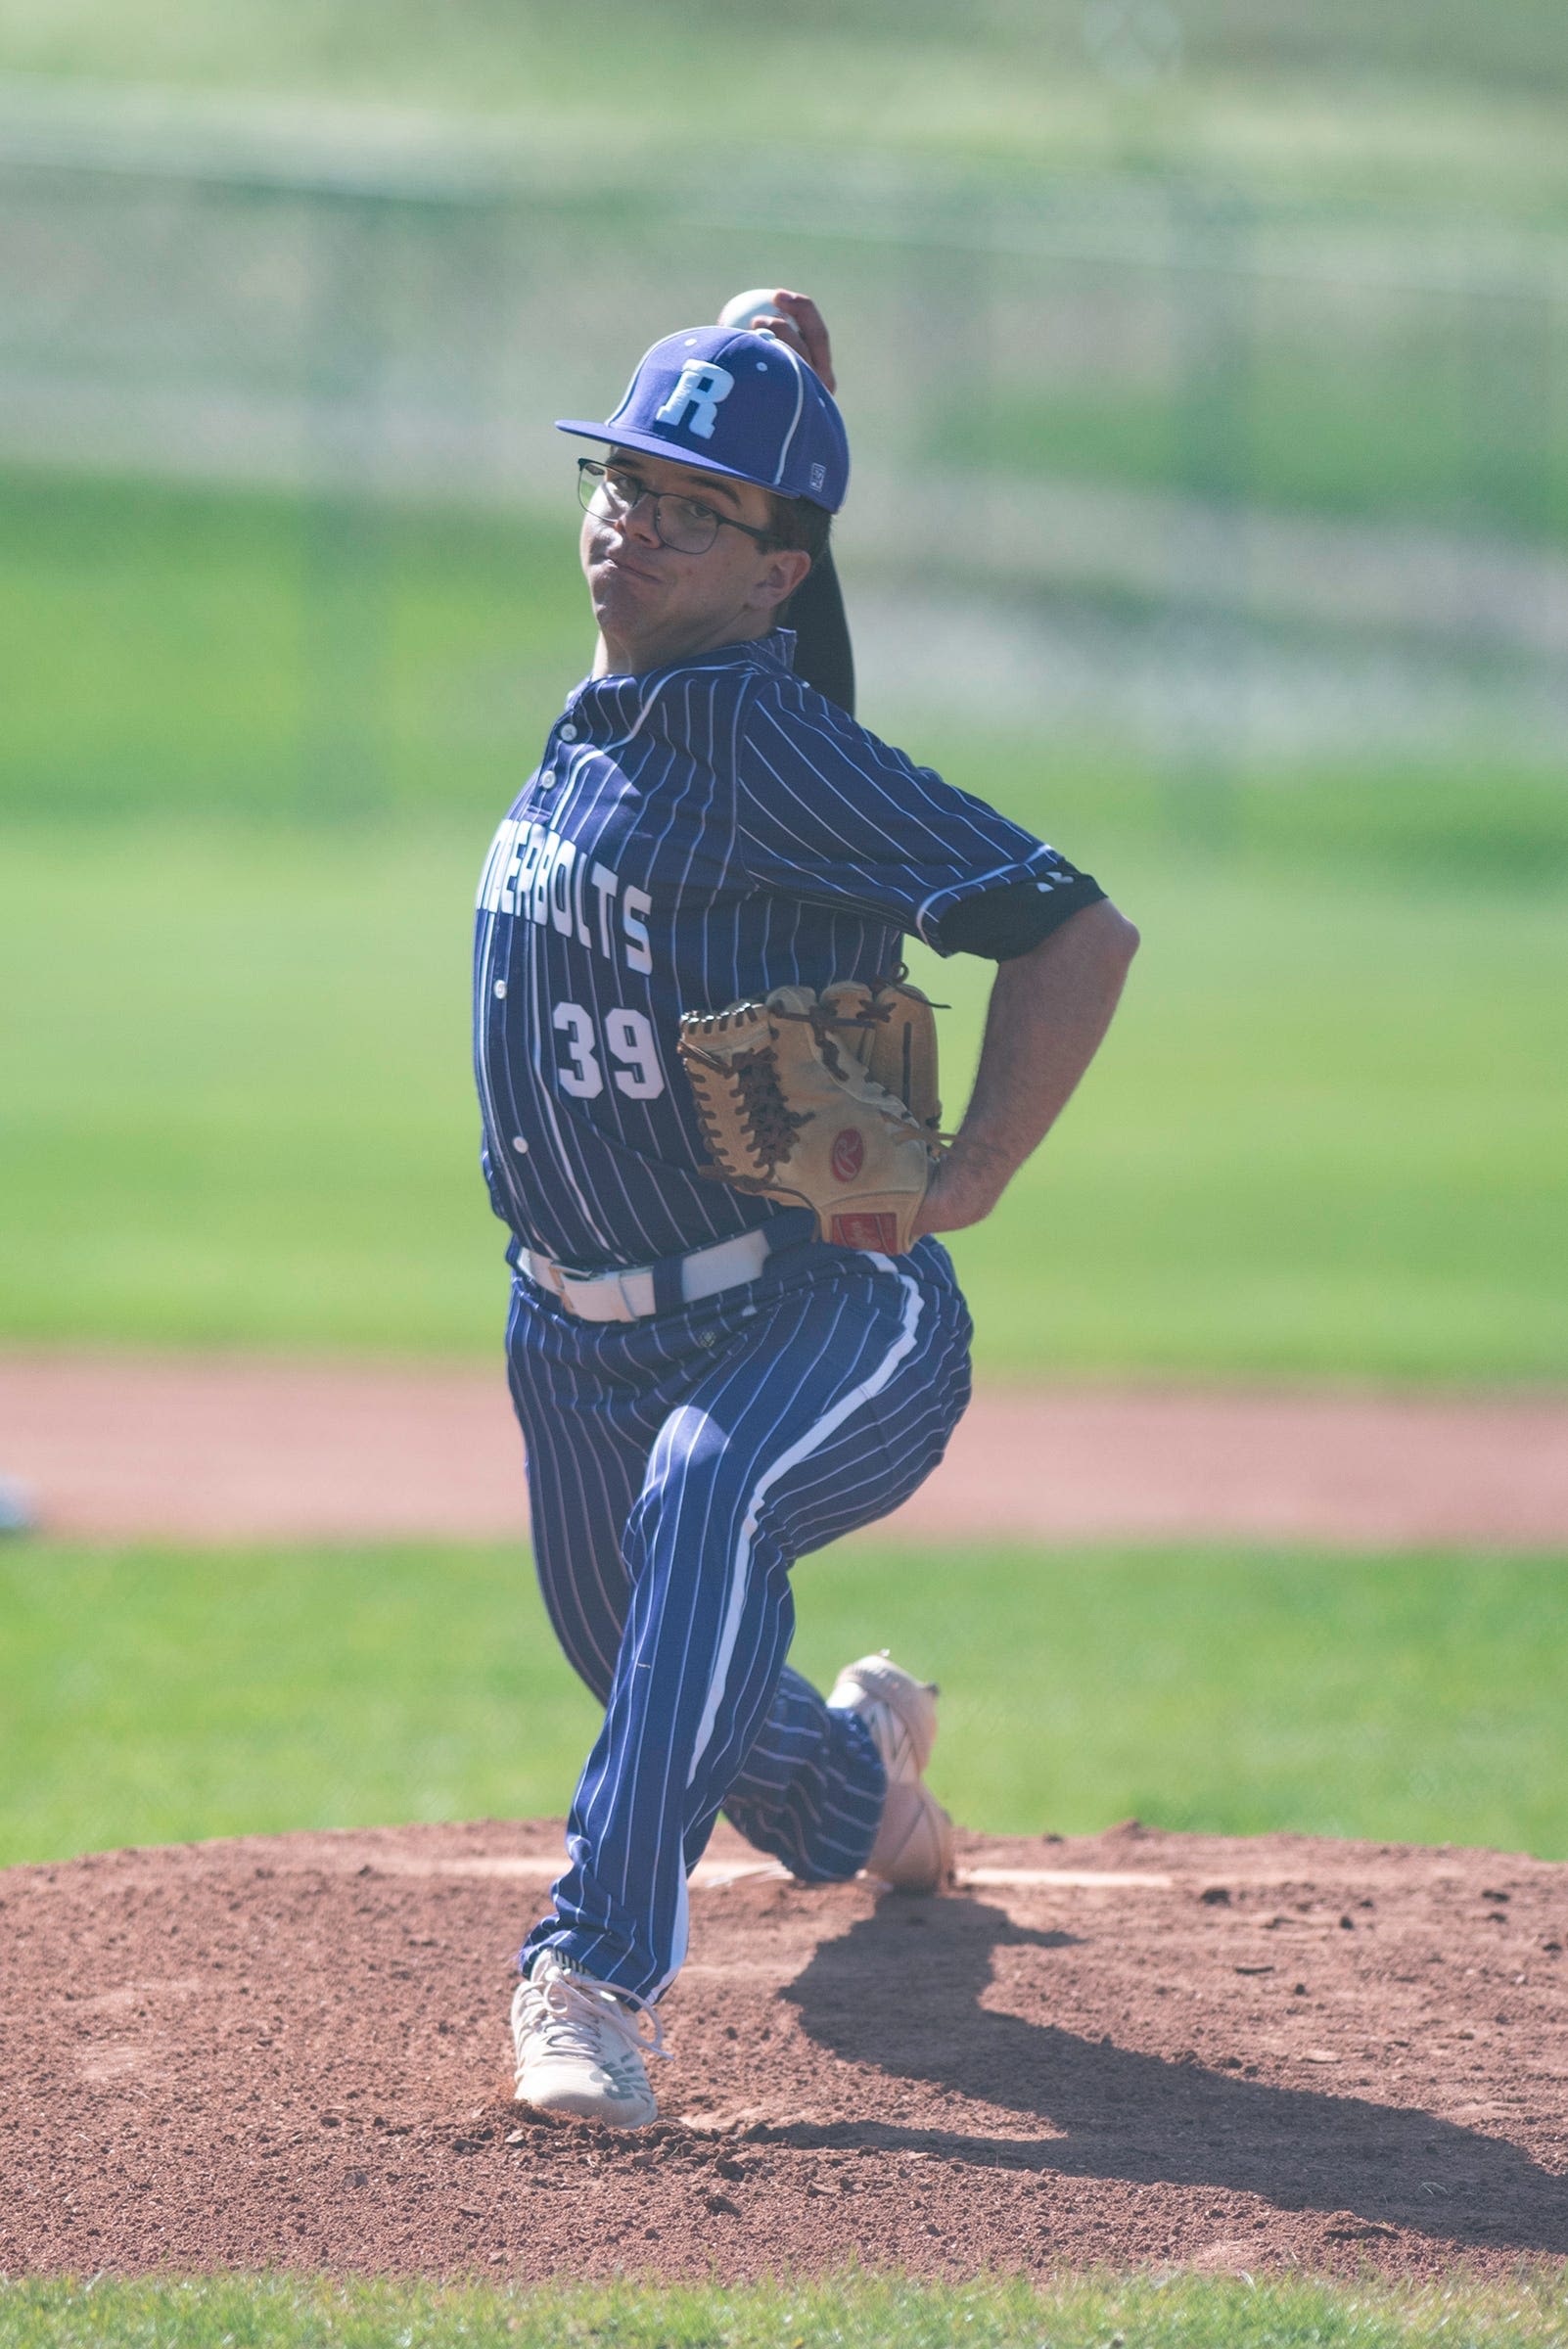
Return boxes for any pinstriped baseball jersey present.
[474,625,1102,1271]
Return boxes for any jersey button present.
[558,722,578,742]
[510,1135,529,1154]
[493,981,507,997]
[538,769,556,790]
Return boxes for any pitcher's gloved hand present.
[677,978,944,1253]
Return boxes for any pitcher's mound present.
[4,1819,1565,2280]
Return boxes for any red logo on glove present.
[830,1128,865,1183]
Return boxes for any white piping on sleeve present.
[912,850,1057,945]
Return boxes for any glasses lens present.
[652,493,720,554]
[577,460,619,517]
[576,462,721,552]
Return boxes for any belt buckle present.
[536,1256,591,1317]
[547,1258,645,1323]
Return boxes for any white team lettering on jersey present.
[622,887,653,975]
[589,861,619,956]
[478,815,658,979]
[552,1001,603,1098]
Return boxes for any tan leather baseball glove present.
[677,978,944,1254]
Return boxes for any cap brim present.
[554,419,777,496]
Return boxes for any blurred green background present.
[2,31,1565,1377]
[2,3,1566,1880]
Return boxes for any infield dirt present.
[3,1355,1567,1546]
[4,1818,1564,2282]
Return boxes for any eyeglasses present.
[576,458,779,556]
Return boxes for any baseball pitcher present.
[474,291,1139,2127]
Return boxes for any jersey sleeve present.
[733,685,1104,957]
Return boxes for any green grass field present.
[5,2271,1568,2349]
[3,469,1565,1381]
[0,472,585,827]
[4,818,1562,1379]
[5,1536,1565,1870]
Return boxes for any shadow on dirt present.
[764,1894,1568,2258]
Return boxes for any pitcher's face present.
[579,448,809,674]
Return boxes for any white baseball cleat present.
[828,1649,955,1894]
[510,1952,668,2129]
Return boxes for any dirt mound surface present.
[4,1353,1567,1547]
[3,1819,1565,2281]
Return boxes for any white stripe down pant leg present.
[505,1240,973,2004]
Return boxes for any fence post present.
[301,189,392,819]
[1165,178,1251,845]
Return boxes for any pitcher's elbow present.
[1101,902,1140,965]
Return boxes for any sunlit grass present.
[5,2268,1568,2348]
[4,812,1563,1379]
[4,1537,1565,1870]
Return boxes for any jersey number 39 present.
[552,1001,665,1100]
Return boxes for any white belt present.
[520,1227,772,1323]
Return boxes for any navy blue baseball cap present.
[556,325,849,513]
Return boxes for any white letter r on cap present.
[655,361,735,441]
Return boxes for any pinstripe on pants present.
[506,1236,972,2001]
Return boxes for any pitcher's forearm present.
[915,898,1139,1236]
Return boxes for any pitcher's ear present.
[756,545,813,612]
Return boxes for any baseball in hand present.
[716,288,837,392]
[718,288,785,331]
